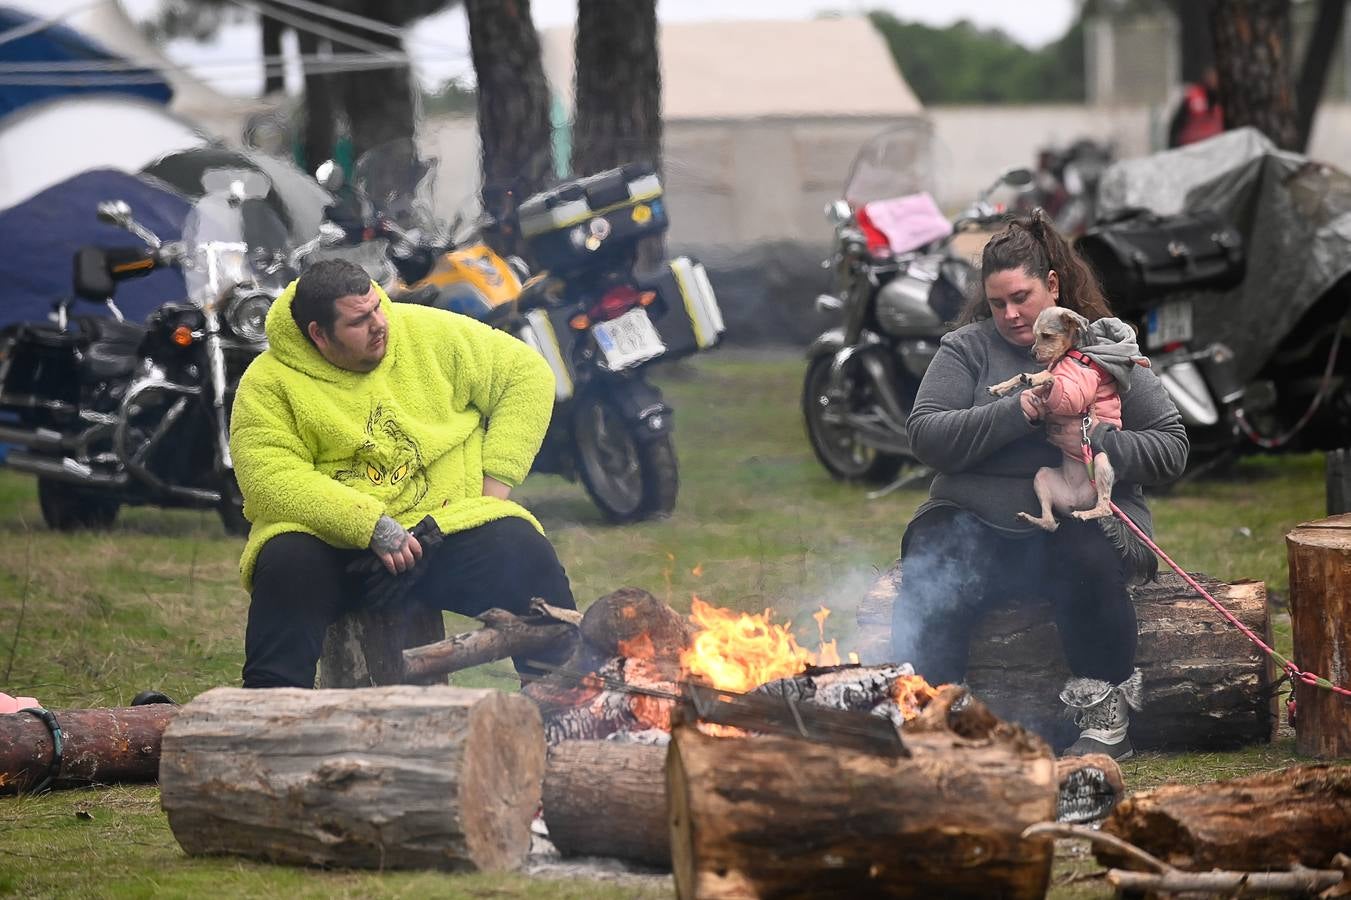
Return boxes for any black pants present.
[243,517,577,689]
[891,507,1137,686]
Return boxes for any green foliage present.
[868,11,1086,104]
[422,78,478,117]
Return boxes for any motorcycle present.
[803,128,1032,488]
[316,141,726,523]
[1036,138,1113,238]
[0,169,302,532]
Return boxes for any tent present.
[0,6,171,118]
[0,167,190,330]
[0,93,206,210]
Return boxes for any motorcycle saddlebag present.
[639,256,726,359]
[515,307,575,402]
[518,164,668,274]
[1076,209,1245,312]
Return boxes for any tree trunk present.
[858,566,1277,751]
[572,0,664,267]
[1099,764,1351,871]
[464,0,554,258]
[665,688,1056,900]
[1285,514,1351,758]
[1296,1,1351,158]
[0,705,177,795]
[1168,0,1218,84]
[159,686,545,871]
[319,603,447,688]
[261,14,286,96]
[543,740,669,868]
[299,30,336,172]
[1211,0,1300,149]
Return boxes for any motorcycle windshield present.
[842,125,933,206]
[353,137,440,236]
[182,169,292,306]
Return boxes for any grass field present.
[0,349,1339,898]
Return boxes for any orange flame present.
[680,596,841,693]
[892,674,943,720]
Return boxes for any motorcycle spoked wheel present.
[573,394,678,523]
[802,355,906,484]
[37,478,121,531]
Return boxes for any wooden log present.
[319,602,445,688]
[578,586,691,662]
[1055,754,1125,825]
[402,607,578,682]
[159,685,545,871]
[543,740,670,868]
[666,687,1057,899]
[1098,764,1351,872]
[1286,515,1351,757]
[858,563,1277,750]
[0,705,177,795]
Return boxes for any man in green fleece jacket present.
[230,258,575,688]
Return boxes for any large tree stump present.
[665,688,1057,899]
[1286,515,1351,758]
[159,686,545,871]
[543,740,670,868]
[319,603,446,688]
[0,705,177,795]
[858,564,1276,750]
[1099,764,1351,872]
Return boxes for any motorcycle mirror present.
[315,159,345,192]
[97,200,132,226]
[318,221,347,246]
[825,200,852,225]
[1001,168,1036,189]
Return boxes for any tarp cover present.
[0,168,189,329]
[1095,127,1351,384]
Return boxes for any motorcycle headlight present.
[225,290,274,343]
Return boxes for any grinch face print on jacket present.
[334,403,428,505]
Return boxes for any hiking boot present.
[1059,670,1142,761]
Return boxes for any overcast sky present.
[120,0,1076,96]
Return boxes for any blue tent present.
[0,168,189,329]
[0,8,172,119]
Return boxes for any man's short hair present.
[291,259,373,343]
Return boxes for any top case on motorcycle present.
[518,165,668,274]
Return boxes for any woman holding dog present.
[891,210,1187,761]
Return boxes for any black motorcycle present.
[803,129,1033,488]
[317,142,727,523]
[0,170,298,532]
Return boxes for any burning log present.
[401,604,579,682]
[1286,515,1351,758]
[665,687,1057,899]
[159,686,545,871]
[543,740,670,868]
[319,603,446,688]
[1098,764,1351,873]
[0,705,177,795]
[578,586,690,662]
[859,565,1276,750]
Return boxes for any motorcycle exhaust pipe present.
[4,451,128,488]
[0,423,68,453]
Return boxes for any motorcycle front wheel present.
[802,355,905,483]
[37,478,120,531]
[573,393,678,523]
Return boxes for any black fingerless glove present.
[347,515,446,609]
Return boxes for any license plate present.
[1146,300,1193,350]
[592,308,666,371]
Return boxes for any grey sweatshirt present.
[907,317,1189,539]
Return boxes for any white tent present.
[0,94,206,209]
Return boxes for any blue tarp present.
[0,8,172,119]
[0,168,189,329]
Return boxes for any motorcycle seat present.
[76,316,145,381]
